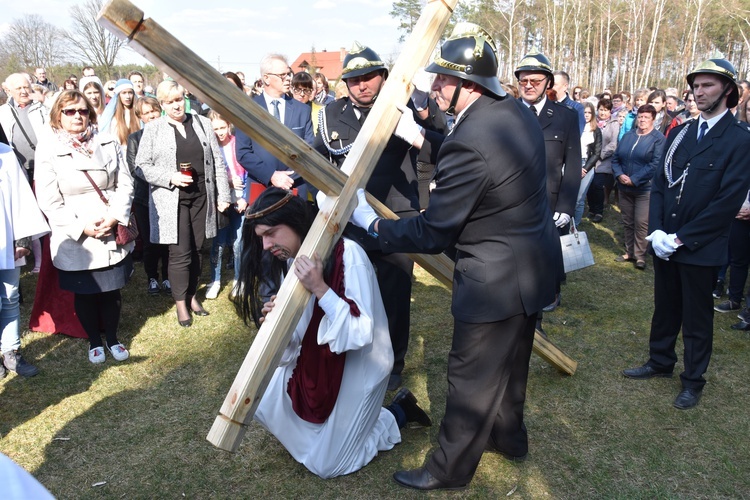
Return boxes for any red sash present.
[286,239,359,423]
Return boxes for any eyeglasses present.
[266,71,293,80]
[292,87,313,96]
[61,108,90,117]
[518,78,547,87]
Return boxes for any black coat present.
[532,99,582,216]
[378,94,562,323]
[650,112,750,266]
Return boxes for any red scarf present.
[286,239,359,423]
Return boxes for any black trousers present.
[727,218,750,303]
[169,195,207,301]
[586,172,615,215]
[647,257,714,390]
[133,202,169,282]
[369,251,413,377]
[426,312,537,484]
[74,290,122,349]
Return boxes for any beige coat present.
[34,130,135,271]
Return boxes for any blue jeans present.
[0,267,21,353]
[574,167,596,226]
[209,210,243,283]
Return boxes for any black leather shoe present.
[393,468,466,491]
[484,442,528,462]
[542,293,561,313]
[622,364,672,379]
[191,307,209,317]
[673,388,702,410]
[392,388,432,427]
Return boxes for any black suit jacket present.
[235,93,314,197]
[650,112,750,266]
[529,98,582,215]
[378,94,562,323]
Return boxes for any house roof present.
[290,49,348,82]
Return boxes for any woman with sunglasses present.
[34,90,135,363]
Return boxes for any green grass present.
[2,207,749,498]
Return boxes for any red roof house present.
[290,48,348,82]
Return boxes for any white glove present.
[351,189,379,232]
[646,230,679,260]
[394,104,423,146]
[553,212,571,228]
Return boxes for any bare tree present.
[0,14,69,69]
[69,0,125,78]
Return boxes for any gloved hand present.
[553,212,571,228]
[394,104,423,146]
[646,230,679,260]
[351,189,379,232]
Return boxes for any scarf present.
[54,124,96,158]
[286,238,358,424]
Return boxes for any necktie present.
[697,121,708,142]
[356,106,370,125]
[272,100,280,121]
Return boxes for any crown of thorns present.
[244,191,294,219]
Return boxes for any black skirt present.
[58,254,134,294]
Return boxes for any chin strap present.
[703,82,730,114]
[445,79,464,116]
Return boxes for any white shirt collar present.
[523,95,547,113]
[698,108,729,134]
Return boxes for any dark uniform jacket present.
[377,94,562,323]
[650,112,750,266]
[532,98,582,216]
[314,97,443,249]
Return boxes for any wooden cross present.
[99,0,577,453]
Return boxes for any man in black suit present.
[235,54,315,199]
[623,59,750,409]
[314,42,443,391]
[516,51,581,318]
[349,23,562,490]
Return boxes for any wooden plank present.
[98,0,577,451]
[97,0,466,451]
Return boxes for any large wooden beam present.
[99,0,577,450]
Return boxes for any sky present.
[1,0,407,80]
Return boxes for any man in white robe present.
[1,143,50,377]
[236,188,431,479]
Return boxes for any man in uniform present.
[350,23,562,490]
[623,59,750,409]
[314,42,443,391]
[515,51,581,321]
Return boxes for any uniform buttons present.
[686,162,691,167]
[671,213,676,218]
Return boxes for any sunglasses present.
[61,108,90,117]
[518,78,547,87]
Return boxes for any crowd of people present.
[2,19,750,492]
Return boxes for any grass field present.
[2,206,749,499]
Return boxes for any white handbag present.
[560,220,595,273]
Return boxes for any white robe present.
[254,238,400,479]
[0,143,50,269]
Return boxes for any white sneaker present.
[107,343,130,362]
[89,347,105,364]
[205,281,221,299]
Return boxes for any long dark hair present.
[236,188,316,327]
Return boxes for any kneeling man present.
[237,188,430,479]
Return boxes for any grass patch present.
[2,207,749,498]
